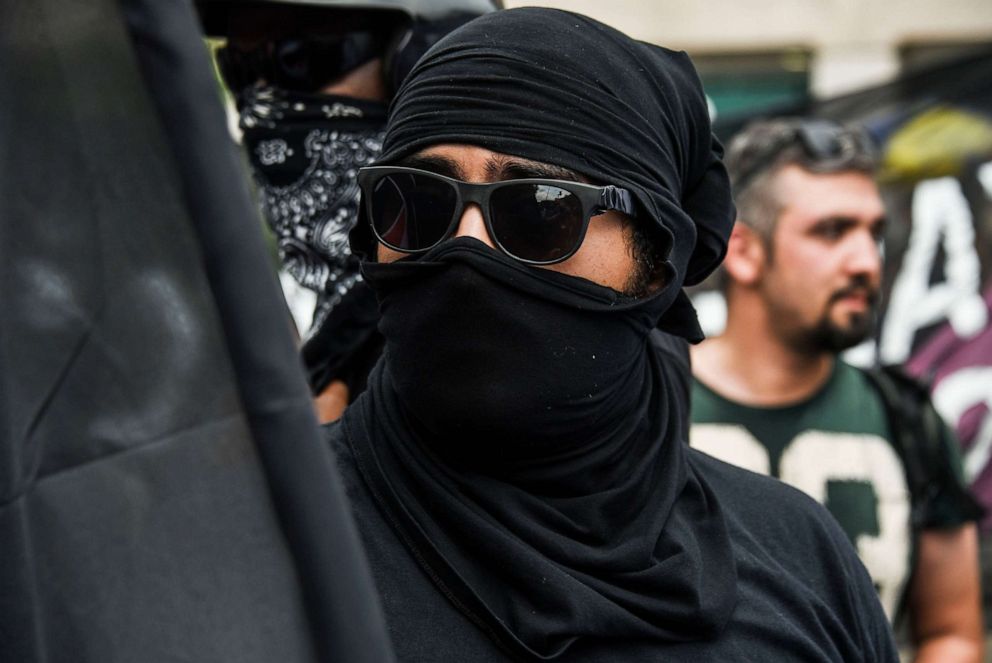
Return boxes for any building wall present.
[502,0,992,95]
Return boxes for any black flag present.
[0,1,393,661]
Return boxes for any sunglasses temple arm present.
[598,186,636,217]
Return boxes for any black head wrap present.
[351,6,734,339]
[340,8,740,659]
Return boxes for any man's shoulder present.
[689,446,886,610]
[690,447,819,512]
[835,359,881,395]
[689,447,856,552]
[689,447,897,660]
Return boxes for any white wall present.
[502,0,992,95]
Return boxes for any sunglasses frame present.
[733,120,876,193]
[216,31,385,93]
[358,165,637,266]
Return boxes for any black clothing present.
[325,239,896,659]
[302,279,384,398]
[326,364,898,661]
[328,8,892,661]
[352,241,736,659]
[350,8,735,342]
[3,1,393,661]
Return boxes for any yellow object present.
[881,107,992,182]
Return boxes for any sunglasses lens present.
[368,172,458,252]
[490,184,585,263]
[800,123,844,159]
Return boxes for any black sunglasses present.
[734,120,875,192]
[358,166,637,265]
[216,32,385,93]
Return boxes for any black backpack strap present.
[861,365,984,626]
[862,365,984,528]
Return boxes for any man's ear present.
[722,222,766,287]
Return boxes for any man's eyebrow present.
[487,156,582,183]
[810,215,857,227]
[393,154,464,179]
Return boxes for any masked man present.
[197,0,500,421]
[691,118,983,662]
[325,8,898,661]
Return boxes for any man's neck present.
[691,299,835,408]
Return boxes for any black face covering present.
[367,238,673,461]
[238,84,386,335]
[344,239,737,658]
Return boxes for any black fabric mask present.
[238,84,387,336]
[343,239,738,658]
[365,238,673,459]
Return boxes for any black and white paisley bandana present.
[237,84,387,336]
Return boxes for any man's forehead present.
[775,165,885,224]
[397,145,585,183]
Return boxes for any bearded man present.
[691,118,983,662]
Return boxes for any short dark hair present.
[725,118,877,240]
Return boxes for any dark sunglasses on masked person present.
[216,31,386,93]
[358,166,637,265]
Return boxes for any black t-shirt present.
[324,337,897,662]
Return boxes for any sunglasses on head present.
[734,120,875,192]
[357,166,637,265]
[796,119,875,161]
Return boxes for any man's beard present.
[786,277,879,354]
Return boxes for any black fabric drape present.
[0,1,391,661]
